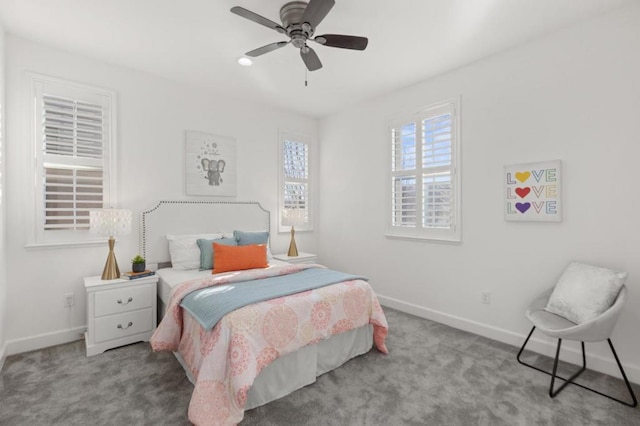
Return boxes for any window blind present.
[421,111,453,229]
[43,167,103,230]
[391,122,417,227]
[283,140,309,220]
[41,94,106,231]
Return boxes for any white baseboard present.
[0,342,6,372]
[5,326,86,357]
[378,294,640,385]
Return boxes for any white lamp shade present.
[90,209,132,237]
[282,208,305,227]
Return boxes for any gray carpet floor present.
[1,307,638,425]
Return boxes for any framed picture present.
[504,160,561,222]
[185,130,237,197]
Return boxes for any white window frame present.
[26,73,117,247]
[278,131,313,233]
[385,98,461,242]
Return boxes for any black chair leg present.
[607,339,638,407]
[518,326,558,378]
[549,339,586,398]
[517,327,638,407]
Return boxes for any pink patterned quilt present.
[150,264,389,426]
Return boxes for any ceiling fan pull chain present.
[305,67,308,87]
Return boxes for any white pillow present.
[545,262,627,324]
[167,233,224,270]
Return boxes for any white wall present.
[4,36,318,354]
[0,26,7,369]
[318,4,640,383]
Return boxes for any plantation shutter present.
[282,139,309,224]
[421,105,454,229]
[42,95,105,231]
[391,122,418,227]
[388,100,458,240]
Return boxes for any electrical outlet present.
[481,291,491,305]
[64,293,75,308]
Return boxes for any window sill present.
[25,239,108,249]
[384,232,462,245]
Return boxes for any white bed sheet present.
[156,259,290,307]
[156,267,211,306]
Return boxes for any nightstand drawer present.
[94,308,153,343]
[94,284,154,317]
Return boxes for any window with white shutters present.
[387,99,460,242]
[29,74,116,246]
[279,132,312,232]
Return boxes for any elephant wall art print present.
[185,130,237,196]
[202,158,225,186]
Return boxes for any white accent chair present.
[517,285,637,406]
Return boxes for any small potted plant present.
[131,255,146,273]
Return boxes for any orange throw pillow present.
[212,243,268,274]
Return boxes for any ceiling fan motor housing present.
[280,1,314,47]
[280,1,308,27]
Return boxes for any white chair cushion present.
[544,262,627,324]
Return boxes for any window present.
[278,131,312,232]
[28,74,116,246]
[387,99,460,242]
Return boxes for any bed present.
[144,201,388,425]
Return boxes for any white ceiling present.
[0,0,634,118]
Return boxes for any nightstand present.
[273,252,318,264]
[84,274,158,357]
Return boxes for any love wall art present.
[504,160,562,222]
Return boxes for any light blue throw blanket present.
[181,268,368,331]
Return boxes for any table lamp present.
[282,208,305,257]
[90,208,132,280]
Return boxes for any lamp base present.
[287,227,299,257]
[101,237,121,280]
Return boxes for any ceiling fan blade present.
[315,34,368,50]
[300,47,323,71]
[301,0,335,28]
[246,41,289,57]
[230,6,285,33]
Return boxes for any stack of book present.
[121,270,155,280]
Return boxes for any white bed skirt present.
[174,324,374,410]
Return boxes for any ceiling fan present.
[231,0,368,71]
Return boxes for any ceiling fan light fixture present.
[237,56,253,66]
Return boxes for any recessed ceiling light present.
[237,56,253,66]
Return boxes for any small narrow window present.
[279,132,312,232]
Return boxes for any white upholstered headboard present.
[141,201,270,268]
